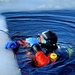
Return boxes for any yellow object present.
[27,52,31,55]
[50,53,57,60]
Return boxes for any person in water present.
[37,30,58,53]
[5,30,70,67]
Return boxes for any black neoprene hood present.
[41,30,58,44]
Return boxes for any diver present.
[37,30,58,63]
[5,30,72,67]
[38,30,71,61]
[38,30,73,63]
[37,30,58,53]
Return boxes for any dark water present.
[2,10,75,75]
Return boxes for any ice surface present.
[0,15,21,75]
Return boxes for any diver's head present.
[38,30,58,50]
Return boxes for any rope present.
[0,29,11,37]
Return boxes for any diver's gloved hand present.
[26,38,38,47]
[5,41,20,49]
